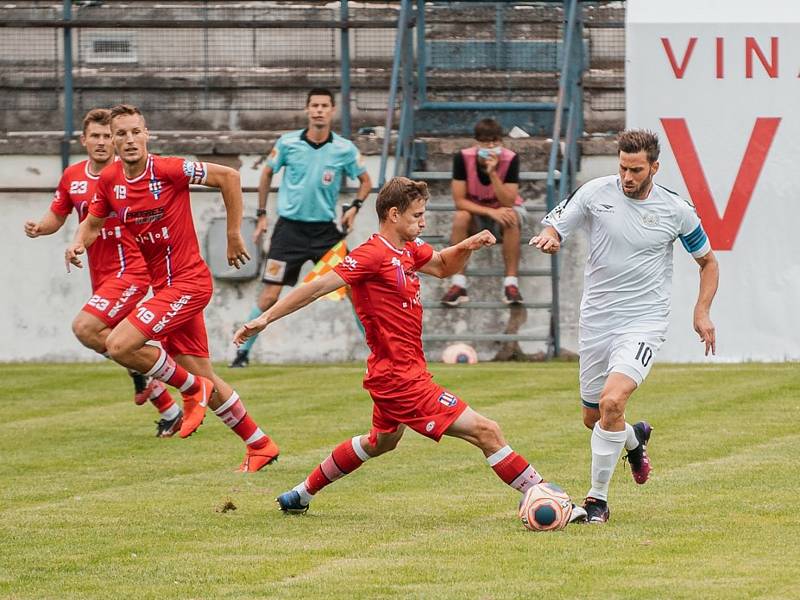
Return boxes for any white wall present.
[626,0,800,361]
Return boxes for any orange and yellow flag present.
[302,240,348,301]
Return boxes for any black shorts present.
[262,217,344,286]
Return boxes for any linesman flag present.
[302,240,348,301]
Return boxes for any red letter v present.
[661,37,698,78]
[661,117,780,250]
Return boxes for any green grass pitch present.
[1,362,798,599]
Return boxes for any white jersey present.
[542,175,711,333]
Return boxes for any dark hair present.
[474,118,503,142]
[109,104,145,126]
[81,108,110,134]
[306,88,335,107]
[376,177,429,221]
[617,129,660,163]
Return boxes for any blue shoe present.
[276,490,309,514]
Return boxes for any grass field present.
[1,362,798,599]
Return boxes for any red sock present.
[305,437,369,495]
[146,348,201,394]
[149,382,175,413]
[487,446,542,493]
[213,391,268,449]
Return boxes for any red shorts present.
[368,381,468,445]
[82,277,148,328]
[126,283,212,357]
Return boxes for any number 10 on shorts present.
[634,341,653,367]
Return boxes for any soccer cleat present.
[583,497,610,524]
[132,373,153,405]
[237,437,280,473]
[228,349,250,368]
[440,285,469,306]
[155,409,183,438]
[503,284,524,305]
[569,504,588,524]
[625,420,653,485]
[179,376,213,438]
[276,490,309,514]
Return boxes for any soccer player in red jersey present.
[65,104,279,471]
[234,177,583,517]
[25,108,180,436]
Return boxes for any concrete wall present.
[0,151,601,363]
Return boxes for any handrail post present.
[378,0,409,187]
[61,0,74,171]
[340,0,352,139]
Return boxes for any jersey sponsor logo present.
[321,169,335,186]
[139,294,192,334]
[134,226,170,246]
[69,181,88,195]
[342,255,358,271]
[107,284,140,319]
[642,213,660,227]
[127,207,165,225]
[594,202,615,214]
[262,258,287,282]
[438,391,457,407]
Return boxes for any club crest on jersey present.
[643,213,660,227]
[321,169,335,186]
[149,176,163,200]
[438,391,457,407]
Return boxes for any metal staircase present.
[379,0,585,359]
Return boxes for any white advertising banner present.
[626,0,800,361]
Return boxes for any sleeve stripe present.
[679,224,709,253]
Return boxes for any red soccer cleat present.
[237,437,280,473]
[179,376,213,438]
[133,376,156,405]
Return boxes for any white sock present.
[587,424,626,501]
[160,403,181,421]
[293,481,312,506]
[503,276,519,287]
[624,422,639,451]
[451,274,467,288]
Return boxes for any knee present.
[104,329,131,362]
[257,287,280,312]
[583,412,599,429]
[451,210,471,229]
[475,416,504,450]
[72,316,103,352]
[598,392,626,422]
[367,435,401,457]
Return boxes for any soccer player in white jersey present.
[530,130,719,523]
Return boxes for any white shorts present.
[578,328,666,408]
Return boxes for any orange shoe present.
[238,437,280,472]
[179,376,213,438]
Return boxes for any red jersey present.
[51,159,149,290]
[90,154,212,290]
[334,234,434,394]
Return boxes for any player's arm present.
[204,162,250,269]
[529,225,562,254]
[341,171,372,232]
[420,230,496,279]
[693,250,719,356]
[255,164,274,242]
[65,214,105,271]
[233,270,346,344]
[24,210,67,238]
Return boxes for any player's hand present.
[694,309,716,356]
[252,215,268,243]
[341,206,358,234]
[491,207,517,228]
[65,243,85,272]
[233,316,267,346]
[461,229,496,251]
[529,233,560,254]
[483,153,499,174]
[227,232,251,269]
[24,220,42,238]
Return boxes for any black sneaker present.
[583,496,610,524]
[626,421,653,484]
[130,371,149,394]
[440,285,469,306]
[276,490,309,514]
[228,349,250,368]
[503,284,523,305]
[155,409,183,438]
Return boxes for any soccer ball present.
[518,482,574,532]
[441,343,478,364]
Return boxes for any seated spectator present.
[441,118,525,306]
